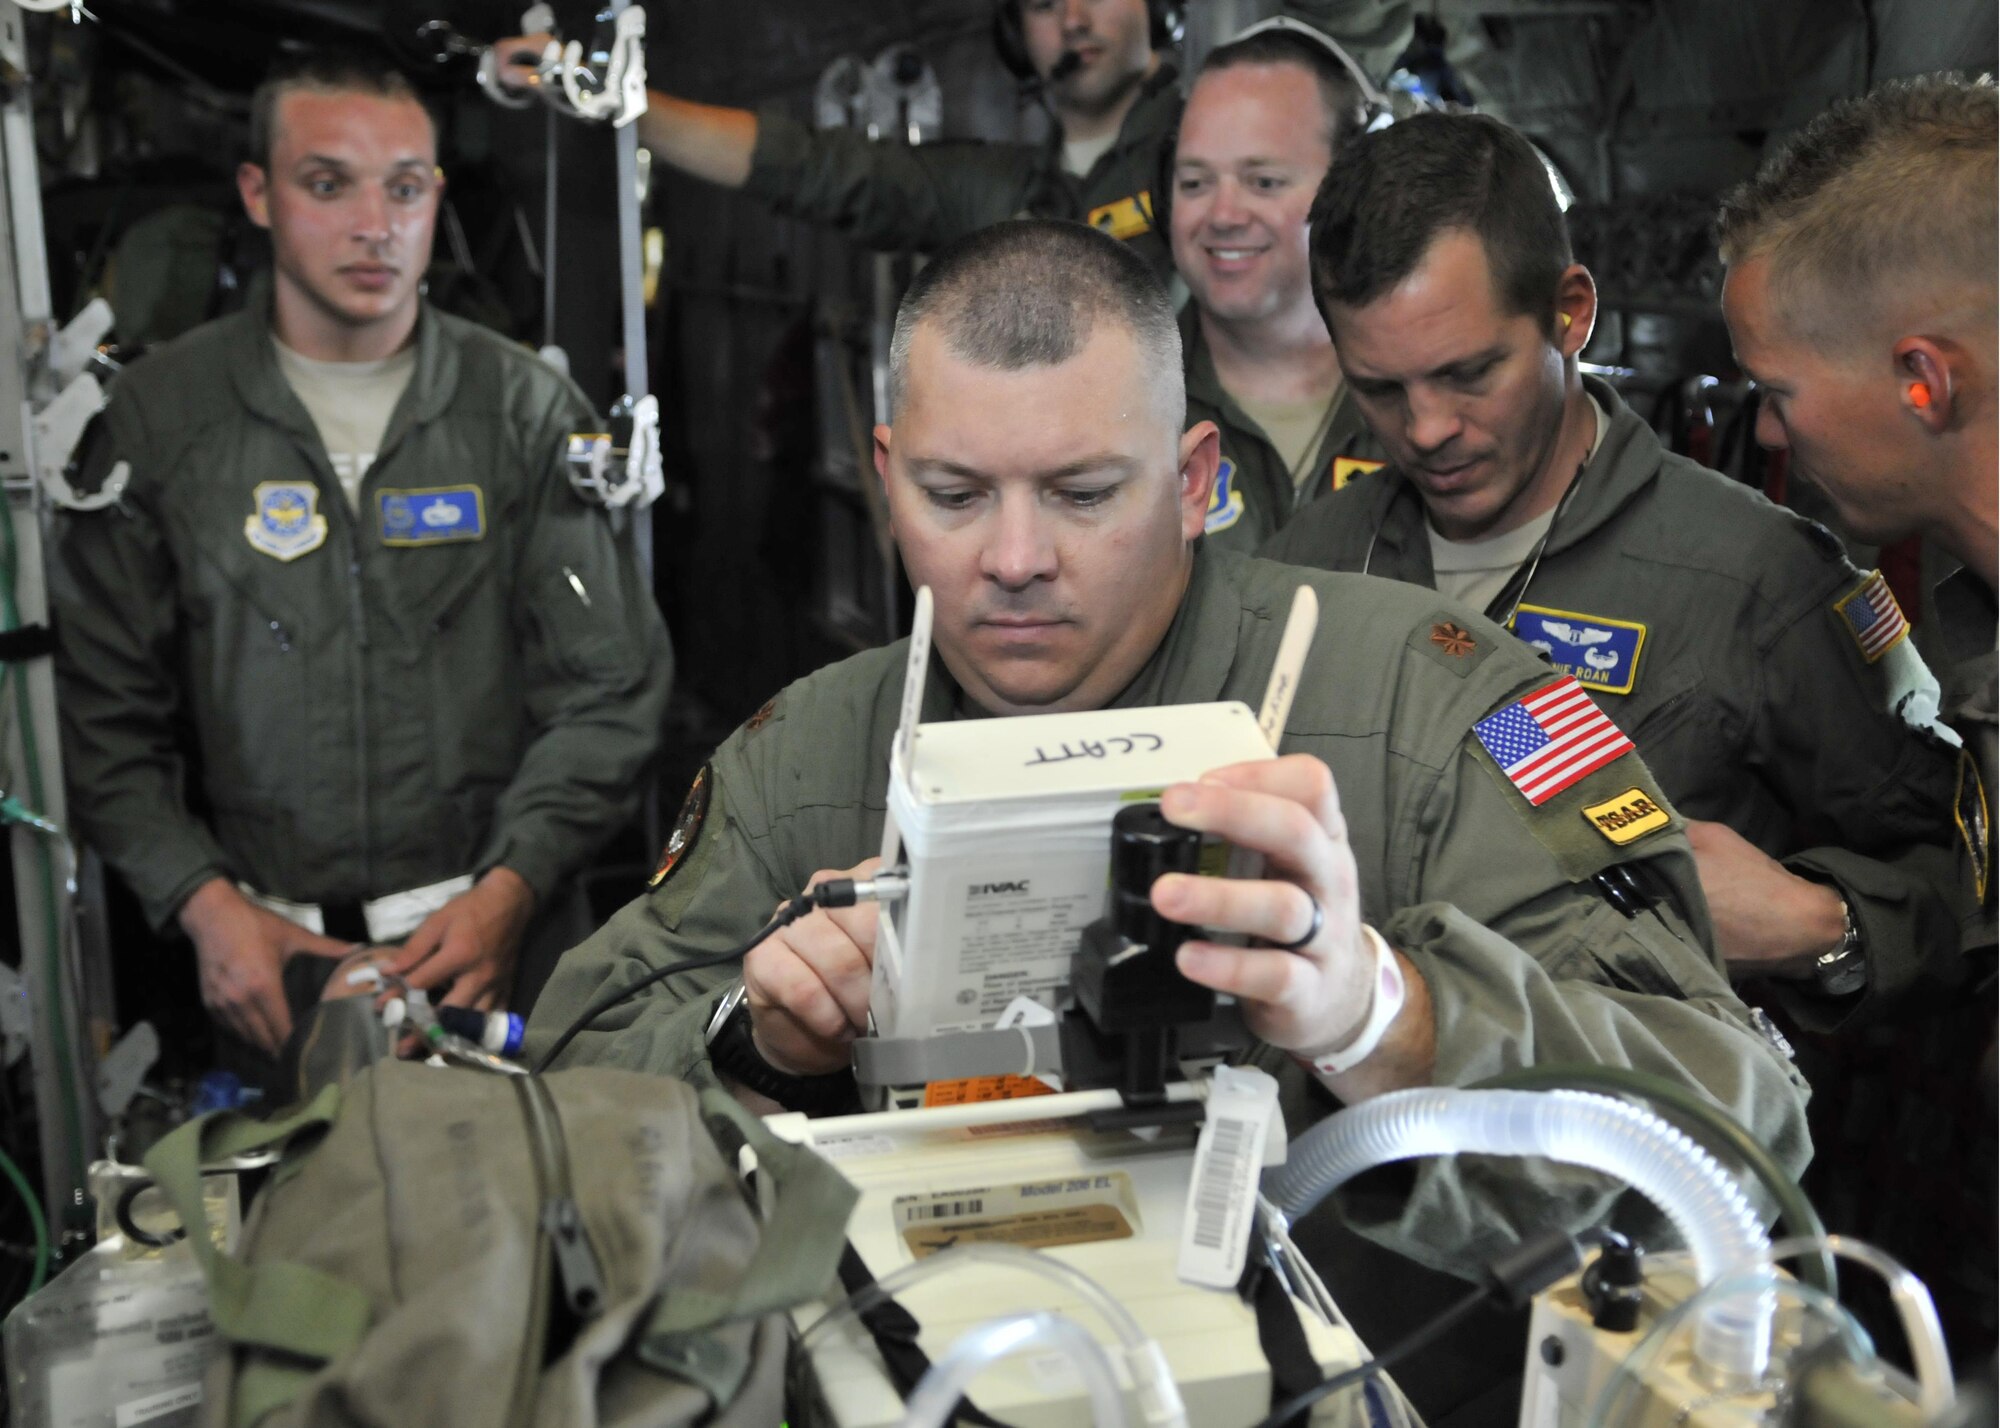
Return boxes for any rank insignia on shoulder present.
[1474,677,1634,806]
[1582,787,1670,846]
[745,697,778,734]
[1510,604,1646,696]
[1955,748,1990,904]
[1832,570,1910,664]
[1331,457,1385,492]
[1430,621,1476,657]
[1086,191,1153,241]
[378,486,485,546]
[650,763,712,889]
[244,481,328,562]
[1205,458,1244,534]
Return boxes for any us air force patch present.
[379,486,485,546]
[1205,458,1245,534]
[1511,605,1646,696]
[649,763,712,889]
[1832,570,1910,664]
[1955,749,1990,904]
[244,481,327,562]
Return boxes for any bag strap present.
[640,1089,859,1340]
[837,1240,1014,1428]
[140,1085,374,1363]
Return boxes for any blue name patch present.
[378,486,485,546]
[1510,604,1647,696]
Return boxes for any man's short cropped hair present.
[247,52,432,169]
[1715,74,1997,348]
[1308,111,1571,326]
[1197,28,1368,153]
[887,219,1184,426]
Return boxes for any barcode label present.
[1177,1066,1280,1289]
[906,1198,985,1221]
[1190,1117,1250,1249]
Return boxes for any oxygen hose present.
[1262,1088,1775,1387]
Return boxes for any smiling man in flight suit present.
[529,221,1808,1349]
[1170,22,1386,551]
[48,55,673,1063]
[1264,111,1968,1032]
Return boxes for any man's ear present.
[873,423,895,531]
[237,162,272,230]
[1894,336,1959,433]
[1176,420,1221,542]
[1555,263,1597,356]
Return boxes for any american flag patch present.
[1474,678,1636,806]
[1832,571,1910,664]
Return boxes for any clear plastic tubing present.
[903,1311,1128,1428]
[1264,1088,1773,1386]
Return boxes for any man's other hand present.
[177,877,353,1056]
[1153,755,1436,1097]
[1685,818,1848,978]
[386,867,537,1010]
[744,858,882,1076]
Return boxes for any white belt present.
[238,874,476,944]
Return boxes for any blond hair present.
[1715,74,1996,346]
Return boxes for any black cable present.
[529,895,815,1074]
[1247,1281,1497,1428]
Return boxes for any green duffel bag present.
[141,1061,858,1428]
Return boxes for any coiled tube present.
[1263,1088,1773,1385]
[903,1312,1128,1428]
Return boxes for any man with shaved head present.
[531,221,1806,1373]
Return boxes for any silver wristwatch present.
[1810,899,1867,997]
[704,979,749,1045]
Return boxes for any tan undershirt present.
[1426,391,1609,615]
[1236,385,1344,490]
[272,339,417,511]
[1061,131,1117,178]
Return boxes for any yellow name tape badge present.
[1086,191,1153,241]
[1331,456,1385,492]
[1583,787,1670,845]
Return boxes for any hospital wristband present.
[1293,924,1406,1078]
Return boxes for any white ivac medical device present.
[858,584,1320,1090]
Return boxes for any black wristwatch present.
[702,982,859,1116]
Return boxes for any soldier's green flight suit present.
[1933,567,1997,946]
[529,546,1808,1274]
[48,297,675,998]
[740,64,1181,278]
[1186,307,1385,553]
[1263,379,1968,1029]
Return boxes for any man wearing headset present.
[1263,111,1972,1031]
[496,0,1183,277]
[1169,19,1388,551]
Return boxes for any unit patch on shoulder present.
[1205,458,1244,534]
[1582,787,1670,846]
[378,486,486,546]
[1331,456,1385,492]
[244,481,328,562]
[1510,604,1647,696]
[649,763,712,889]
[1473,677,1635,806]
[1086,191,1153,241]
[1955,748,1991,904]
[1832,570,1910,664]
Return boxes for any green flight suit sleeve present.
[1753,575,1968,1030]
[739,108,1036,253]
[1329,663,1811,1275]
[523,733,796,1080]
[475,387,675,905]
[48,393,236,931]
